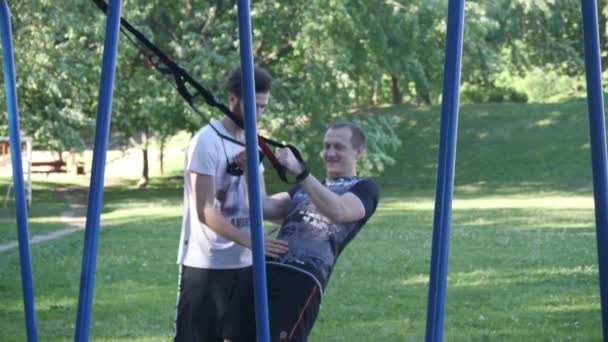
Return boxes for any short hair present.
[224,65,272,98]
[328,122,366,149]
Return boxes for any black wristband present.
[295,168,310,183]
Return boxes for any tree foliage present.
[0,0,602,176]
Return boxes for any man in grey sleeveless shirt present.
[236,122,380,341]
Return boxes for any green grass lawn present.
[0,177,84,243]
[0,100,605,340]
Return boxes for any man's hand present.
[276,147,304,175]
[263,235,289,258]
[243,234,289,258]
[234,150,248,172]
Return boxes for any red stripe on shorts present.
[288,285,319,340]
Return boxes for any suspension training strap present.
[90,0,306,183]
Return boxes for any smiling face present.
[322,127,363,178]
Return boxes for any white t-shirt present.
[177,120,264,269]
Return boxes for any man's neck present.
[326,172,356,180]
[220,116,242,138]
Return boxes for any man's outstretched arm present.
[234,151,291,222]
[191,172,288,257]
[262,191,291,222]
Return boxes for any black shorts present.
[174,265,255,342]
[267,265,322,342]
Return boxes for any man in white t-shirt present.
[174,65,288,342]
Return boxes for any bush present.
[496,67,584,103]
[460,84,528,104]
[508,89,528,103]
[460,84,487,103]
[488,88,506,103]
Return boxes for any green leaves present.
[353,115,403,176]
[1,1,595,177]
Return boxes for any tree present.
[0,1,100,158]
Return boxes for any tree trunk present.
[420,92,432,105]
[142,148,149,181]
[56,148,64,162]
[138,132,149,188]
[391,75,402,105]
[372,81,379,106]
[159,137,165,175]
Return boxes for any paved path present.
[0,186,88,253]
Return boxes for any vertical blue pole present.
[0,2,38,341]
[580,1,608,339]
[74,1,121,341]
[236,1,270,341]
[425,0,465,341]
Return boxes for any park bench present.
[31,160,67,175]
[3,159,65,209]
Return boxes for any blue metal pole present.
[580,1,608,339]
[236,1,270,341]
[425,0,465,341]
[74,1,121,341]
[0,2,38,341]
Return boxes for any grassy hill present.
[376,101,594,195]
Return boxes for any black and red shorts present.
[267,264,322,342]
[174,265,255,342]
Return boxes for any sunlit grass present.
[100,205,181,223]
[382,195,594,211]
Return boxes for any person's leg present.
[174,266,224,342]
[267,266,322,342]
[222,267,256,342]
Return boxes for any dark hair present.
[224,65,272,97]
[328,122,366,149]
